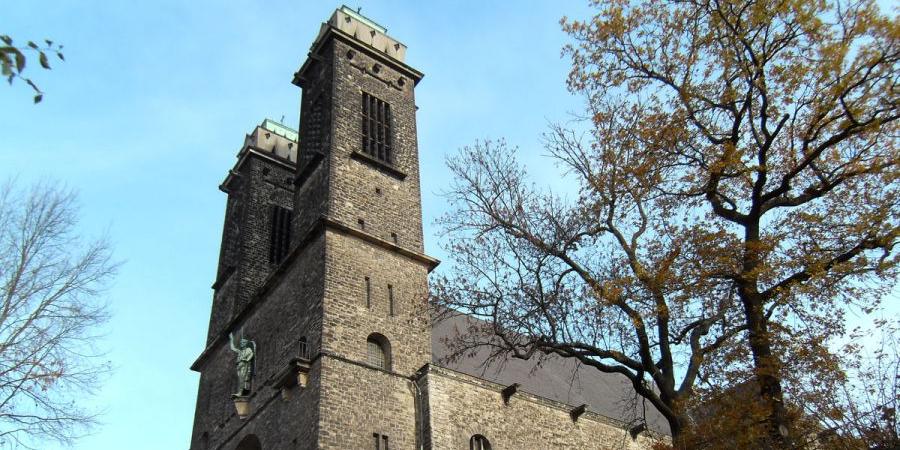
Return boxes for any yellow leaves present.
[601,282,623,304]
[602,6,629,39]
[556,0,898,435]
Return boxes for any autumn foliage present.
[434,0,897,448]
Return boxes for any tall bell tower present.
[189,7,437,450]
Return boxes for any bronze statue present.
[229,332,256,396]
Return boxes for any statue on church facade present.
[229,332,256,396]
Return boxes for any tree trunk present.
[667,413,690,450]
[741,218,794,449]
[742,292,794,449]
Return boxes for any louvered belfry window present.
[361,92,393,164]
[303,96,324,155]
[268,205,292,264]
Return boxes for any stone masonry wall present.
[207,268,237,344]
[206,153,296,345]
[292,40,334,240]
[192,355,323,450]
[327,37,425,252]
[216,189,241,281]
[232,156,295,318]
[190,233,326,450]
[317,356,421,449]
[308,28,433,450]
[207,183,244,344]
[422,365,659,450]
[322,229,431,376]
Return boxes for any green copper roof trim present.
[262,118,299,142]
[339,5,387,33]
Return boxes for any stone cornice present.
[220,147,297,193]
[322,217,439,272]
[293,25,424,88]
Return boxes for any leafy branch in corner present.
[0,35,65,103]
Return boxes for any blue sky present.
[1,1,595,448]
[4,1,897,449]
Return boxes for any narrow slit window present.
[388,284,395,316]
[268,205,292,264]
[365,277,371,308]
[361,92,392,164]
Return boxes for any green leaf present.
[24,77,40,93]
[39,52,49,69]
[7,74,13,85]
[27,41,38,49]
[57,52,64,61]
[33,93,42,103]
[0,35,11,45]
[15,51,24,73]
[44,39,53,47]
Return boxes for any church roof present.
[431,313,671,435]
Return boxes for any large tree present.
[433,0,898,447]
[0,181,116,448]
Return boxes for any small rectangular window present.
[361,92,393,164]
[269,205,292,264]
[365,277,371,308]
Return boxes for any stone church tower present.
[190,6,437,450]
[190,7,666,450]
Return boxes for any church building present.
[189,7,665,449]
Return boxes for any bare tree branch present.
[0,180,117,448]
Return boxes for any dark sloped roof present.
[431,313,671,435]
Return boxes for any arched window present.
[470,434,491,450]
[366,333,391,370]
[235,434,262,450]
